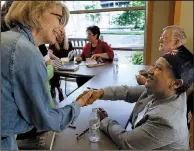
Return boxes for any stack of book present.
[86,58,105,68]
[53,59,65,70]
[58,63,79,71]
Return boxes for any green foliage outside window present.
[130,51,144,65]
[84,4,101,24]
[112,1,145,30]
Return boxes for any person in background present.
[44,62,55,107]
[77,53,190,150]
[1,2,94,149]
[75,25,114,62]
[48,30,73,59]
[48,30,74,101]
[1,1,13,32]
[75,25,114,87]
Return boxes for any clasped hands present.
[75,89,104,107]
[75,89,108,121]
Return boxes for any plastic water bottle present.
[88,108,100,143]
[113,53,119,73]
[68,50,75,61]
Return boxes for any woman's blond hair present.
[5,1,69,29]
[55,31,69,50]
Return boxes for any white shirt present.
[134,100,153,127]
[126,100,153,131]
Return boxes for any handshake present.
[75,89,104,107]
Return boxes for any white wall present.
[150,1,170,64]
[1,1,6,7]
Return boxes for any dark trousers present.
[76,77,92,87]
[50,75,64,101]
[50,75,60,89]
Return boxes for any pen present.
[87,87,98,90]
[68,124,76,129]
[76,128,89,140]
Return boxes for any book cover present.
[86,58,105,68]
[58,64,79,71]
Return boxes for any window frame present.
[69,6,145,14]
[66,2,148,64]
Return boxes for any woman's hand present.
[76,89,93,107]
[91,54,102,60]
[86,89,104,105]
[76,89,104,105]
[75,57,83,63]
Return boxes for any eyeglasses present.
[50,12,64,25]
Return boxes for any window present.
[64,1,145,64]
[66,11,145,48]
[63,1,145,11]
[1,1,6,7]
[64,1,145,50]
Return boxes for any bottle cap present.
[92,108,98,112]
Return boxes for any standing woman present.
[1,1,93,150]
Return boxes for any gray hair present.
[163,25,187,45]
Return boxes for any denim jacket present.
[1,24,80,150]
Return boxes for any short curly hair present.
[86,25,101,39]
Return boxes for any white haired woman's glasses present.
[50,12,64,25]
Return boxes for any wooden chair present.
[68,38,88,56]
[68,36,104,56]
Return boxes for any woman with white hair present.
[1,1,93,149]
